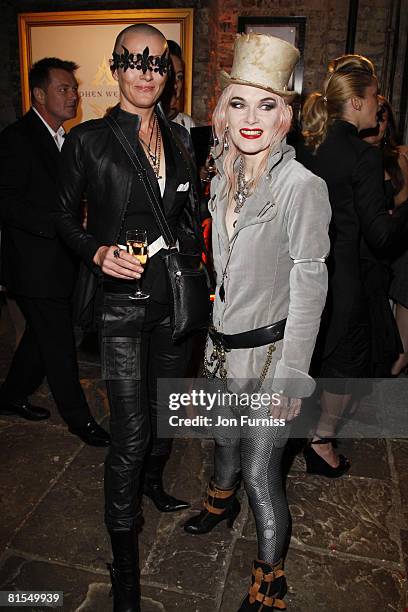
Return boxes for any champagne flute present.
[126,229,149,300]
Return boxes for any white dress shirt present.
[172,112,196,134]
[32,107,65,150]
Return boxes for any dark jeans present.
[104,316,191,531]
[0,295,91,427]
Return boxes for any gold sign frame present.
[18,9,194,126]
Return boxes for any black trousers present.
[0,295,91,427]
[104,316,191,531]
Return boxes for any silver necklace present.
[233,157,250,213]
[139,114,162,179]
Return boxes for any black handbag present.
[105,114,211,342]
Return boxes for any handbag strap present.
[105,114,177,249]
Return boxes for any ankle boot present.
[183,480,240,535]
[108,530,141,612]
[237,559,287,611]
[143,454,190,512]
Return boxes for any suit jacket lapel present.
[211,175,229,249]
[23,109,60,180]
[160,121,180,215]
[160,117,193,214]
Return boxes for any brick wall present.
[0,0,395,129]
[203,0,392,123]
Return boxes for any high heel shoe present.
[303,437,350,478]
[143,454,190,512]
[237,558,287,611]
[183,480,240,534]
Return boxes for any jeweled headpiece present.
[111,45,170,75]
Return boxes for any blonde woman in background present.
[298,55,408,476]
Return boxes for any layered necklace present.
[139,113,162,178]
[233,156,251,213]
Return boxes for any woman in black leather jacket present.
[55,24,203,612]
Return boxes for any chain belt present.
[203,319,286,392]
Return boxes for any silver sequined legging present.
[213,410,291,564]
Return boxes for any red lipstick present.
[240,128,263,139]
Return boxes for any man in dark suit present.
[0,57,109,447]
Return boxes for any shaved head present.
[113,23,167,54]
[110,23,169,115]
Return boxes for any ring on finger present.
[113,248,121,259]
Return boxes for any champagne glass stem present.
[134,278,142,296]
[126,229,149,300]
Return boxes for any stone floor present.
[0,304,407,611]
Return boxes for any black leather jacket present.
[55,103,204,325]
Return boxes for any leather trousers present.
[103,311,191,531]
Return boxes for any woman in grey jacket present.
[183,34,331,610]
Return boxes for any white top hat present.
[220,33,300,99]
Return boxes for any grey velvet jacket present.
[207,142,331,398]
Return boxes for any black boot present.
[237,559,287,611]
[108,530,141,612]
[183,480,240,535]
[143,454,190,512]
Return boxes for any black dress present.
[389,177,408,309]
[390,251,408,308]
[383,174,408,308]
[298,120,408,384]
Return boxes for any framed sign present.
[18,9,194,130]
[237,16,306,96]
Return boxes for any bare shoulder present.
[398,145,408,162]
[397,147,408,185]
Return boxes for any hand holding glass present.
[126,229,149,300]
